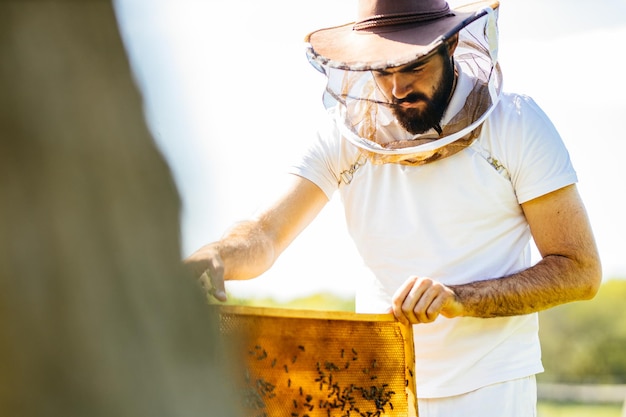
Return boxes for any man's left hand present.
[390,276,464,325]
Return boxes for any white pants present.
[418,376,537,417]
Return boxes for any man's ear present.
[446,33,459,55]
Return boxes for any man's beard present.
[391,57,456,135]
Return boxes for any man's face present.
[373,47,455,135]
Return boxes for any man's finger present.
[199,271,227,302]
[391,276,419,324]
[412,286,439,323]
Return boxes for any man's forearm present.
[214,220,278,281]
[451,254,601,318]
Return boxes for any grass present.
[538,401,623,417]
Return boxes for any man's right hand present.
[184,244,228,302]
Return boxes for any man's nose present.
[391,73,412,99]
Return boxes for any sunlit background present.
[114,0,626,302]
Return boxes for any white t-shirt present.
[289,75,577,398]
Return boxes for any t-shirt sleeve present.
[492,94,578,204]
[287,112,347,200]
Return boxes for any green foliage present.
[222,292,356,312]
[537,401,623,417]
[223,279,626,384]
[538,279,626,384]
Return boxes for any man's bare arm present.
[184,174,329,300]
[392,184,602,324]
[451,184,602,317]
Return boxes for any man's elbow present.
[579,257,603,300]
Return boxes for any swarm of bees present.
[241,343,403,417]
[216,307,416,417]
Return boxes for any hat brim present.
[305,0,498,70]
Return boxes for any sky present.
[114,0,626,301]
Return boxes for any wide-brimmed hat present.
[304,0,503,165]
[306,0,499,70]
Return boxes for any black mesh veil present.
[305,5,502,165]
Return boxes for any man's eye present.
[405,64,426,74]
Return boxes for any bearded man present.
[185,1,601,415]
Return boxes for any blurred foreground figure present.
[0,2,240,416]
